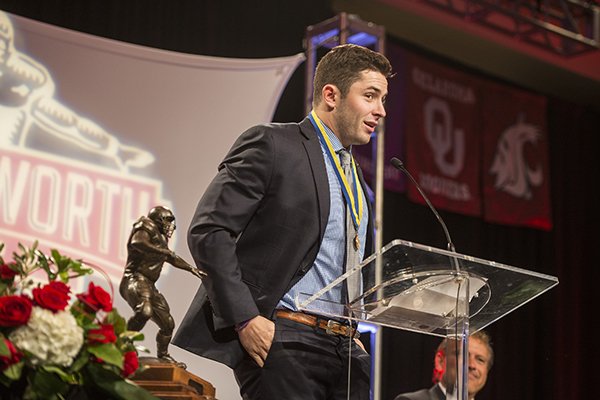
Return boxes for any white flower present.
[9,306,84,367]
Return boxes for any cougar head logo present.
[490,115,543,200]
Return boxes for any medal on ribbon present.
[308,111,363,247]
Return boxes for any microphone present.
[390,157,457,256]
[392,157,464,400]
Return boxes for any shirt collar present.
[310,111,349,154]
[438,382,474,400]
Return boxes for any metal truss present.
[423,0,600,56]
[303,12,385,114]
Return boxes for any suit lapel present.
[299,117,329,242]
[431,384,446,400]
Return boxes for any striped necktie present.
[338,149,361,306]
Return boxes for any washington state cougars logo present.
[490,115,543,200]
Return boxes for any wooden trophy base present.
[132,358,217,400]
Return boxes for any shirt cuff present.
[235,319,251,332]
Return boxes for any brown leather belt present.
[275,309,360,339]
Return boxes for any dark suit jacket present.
[172,117,374,368]
[394,385,445,400]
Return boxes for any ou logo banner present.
[424,97,465,178]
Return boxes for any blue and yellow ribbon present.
[309,110,363,231]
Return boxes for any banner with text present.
[404,52,482,216]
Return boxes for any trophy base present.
[133,359,217,400]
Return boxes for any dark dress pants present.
[233,317,371,400]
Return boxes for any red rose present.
[0,263,17,281]
[32,281,70,312]
[0,338,22,370]
[87,324,117,344]
[0,295,32,327]
[47,281,70,296]
[77,282,113,312]
[122,351,139,377]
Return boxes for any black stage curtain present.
[1,1,599,399]
[0,0,334,124]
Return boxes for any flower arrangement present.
[0,242,158,400]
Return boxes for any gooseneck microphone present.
[390,157,458,258]
[392,158,464,400]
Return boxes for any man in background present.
[394,331,493,400]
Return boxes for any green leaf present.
[33,249,52,279]
[121,330,145,342]
[87,343,123,369]
[0,334,9,357]
[51,249,93,279]
[104,310,127,335]
[69,350,89,374]
[58,270,70,283]
[50,249,69,272]
[0,281,9,296]
[27,368,70,400]
[70,301,97,326]
[41,365,78,385]
[0,372,13,387]
[2,361,24,381]
[84,363,160,400]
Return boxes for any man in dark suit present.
[172,44,392,400]
[394,331,494,400]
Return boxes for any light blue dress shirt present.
[278,118,368,316]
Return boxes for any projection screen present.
[0,10,304,399]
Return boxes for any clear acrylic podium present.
[295,239,559,400]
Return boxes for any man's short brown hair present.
[312,44,393,106]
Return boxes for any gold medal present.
[353,234,360,251]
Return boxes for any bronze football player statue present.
[120,205,205,368]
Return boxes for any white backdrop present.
[0,10,304,399]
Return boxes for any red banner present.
[481,82,552,230]
[405,53,482,216]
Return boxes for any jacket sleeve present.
[187,125,274,330]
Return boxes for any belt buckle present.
[325,319,359,339]
[325,319,342,336]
